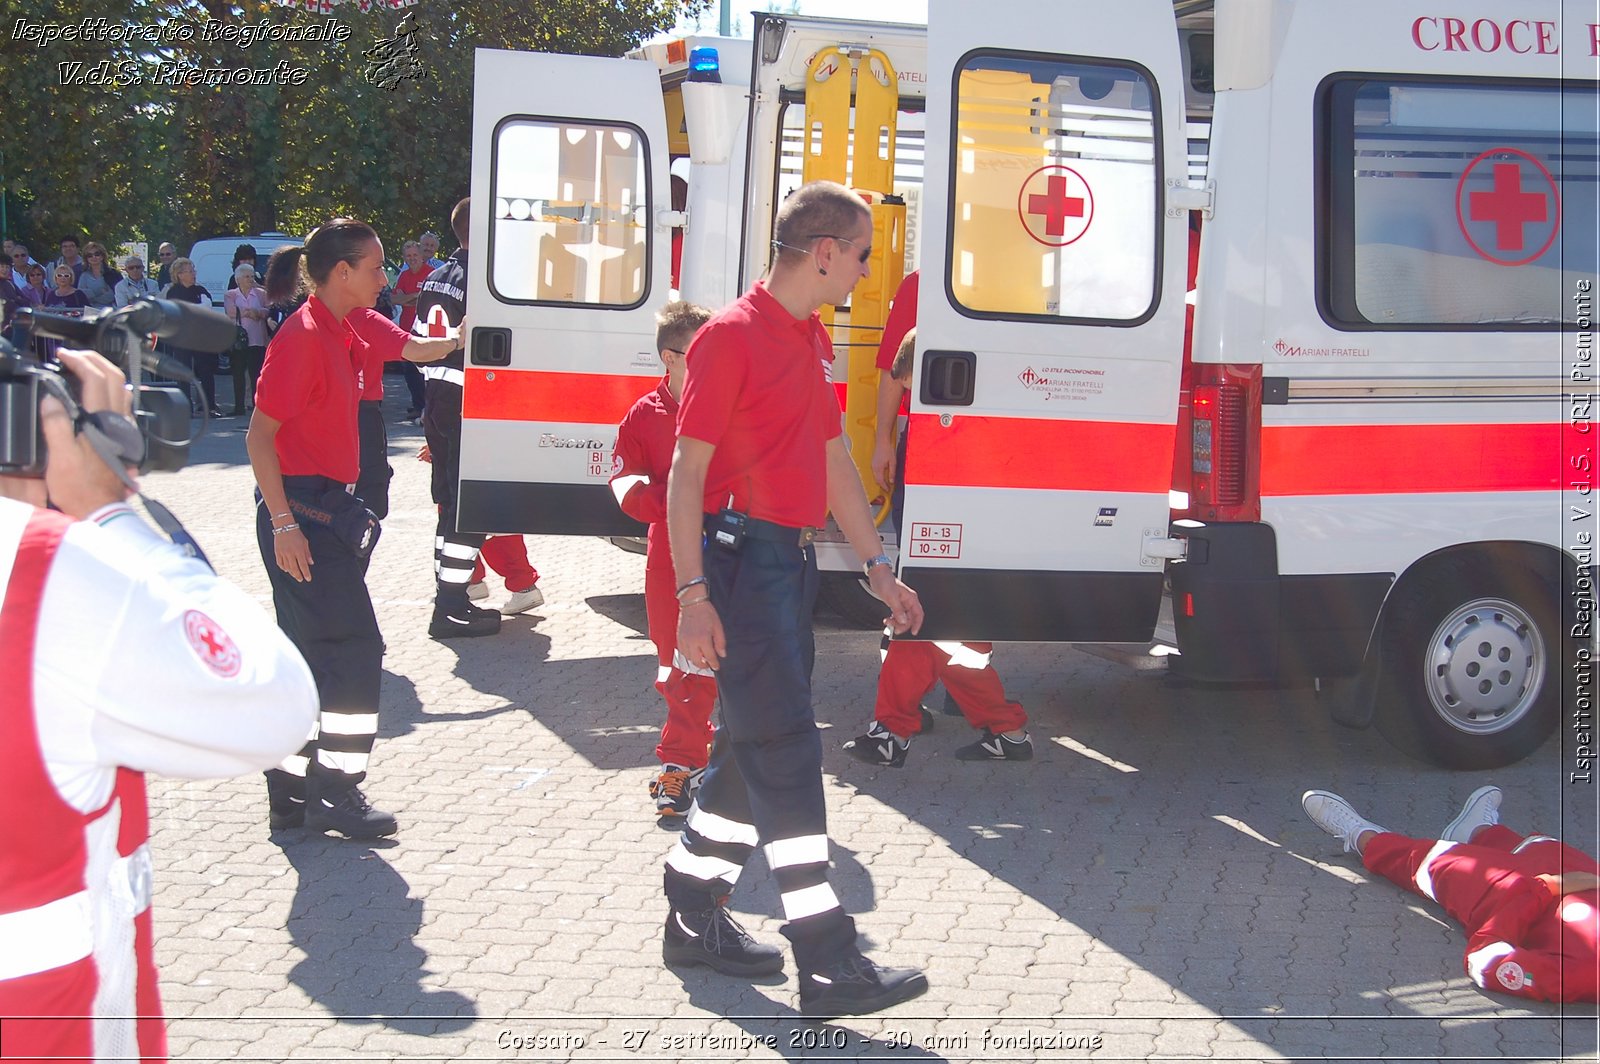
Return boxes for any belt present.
[707,514,818,548]
[423,365,465,386]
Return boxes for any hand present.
[41,348,136,518]
[867,566,923,635]
[1538,871,1600,897]
[418,443,432,463]
[676,598,726,671]
[273,525,313,582]
[870,438,895,492]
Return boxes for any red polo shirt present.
[348,307,410,401]
[677,281,840,528]
[255,295,366,484]
[394,264,428,333]
[875,270,918,414]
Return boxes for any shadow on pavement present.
[277,835,475,1034]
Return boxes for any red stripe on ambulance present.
[1259,422,1571,496]
[462,368,659,424]
[904,414,1175,493]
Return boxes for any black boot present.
[265,768,305,830]
[798,953,928,1019]
[429,597,501,639]
[663,903,784,976]
[305,774,398,839]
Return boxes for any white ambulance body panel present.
[462,2,1598,769]
[459,50,673,535]
[898,0,1191,642]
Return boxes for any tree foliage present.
[2,0,710,256]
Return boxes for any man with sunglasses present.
[113,257,159,308]
[154,244,177,288]
[9,245,40,275]
[660,180,928,1019]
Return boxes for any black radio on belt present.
[708,506,747,552]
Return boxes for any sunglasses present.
[127,264,144,270]
[808,234,873,264]
[87,252,105,259]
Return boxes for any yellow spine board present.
[802,46,905,515]
[850,51,899,195]
[842,200,906,508]
[802,48,852,186]
[952,68,1052,315]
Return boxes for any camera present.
[1,298,237,476]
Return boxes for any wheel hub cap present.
[1425,597,1545,735]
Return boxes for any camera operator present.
[0,348,319,1061]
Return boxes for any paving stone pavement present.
[140,384,1598,1062]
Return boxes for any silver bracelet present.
[271,522,300,536]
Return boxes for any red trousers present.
[876,640,1026,737]
[470,535,539,592]
[645,562,717,768]
[1364,825,1599,1003]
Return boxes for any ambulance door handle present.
[471,327,511,367]
[920,349,975,407]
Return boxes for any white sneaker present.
[466,581,489,602]
[1440,785,1502,844]
[501,585,545,615]
[1301,790,1388,853]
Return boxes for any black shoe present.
[842,721,908,767]
[269,802,305,830]
[799,954,928,1019]
[954,728,1034,761]
[305,783,398,839]
[429,602,502,639]
[663,905,784,977]
[919,705,936,732]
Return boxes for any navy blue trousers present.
[663,534,857,972]
[256,476,384,799]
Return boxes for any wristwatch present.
[862,553,892,577]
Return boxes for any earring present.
[818,268,828,276]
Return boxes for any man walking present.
[661,180,928,1019]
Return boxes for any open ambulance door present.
[901,0,1190,642]
[458,49,673,537]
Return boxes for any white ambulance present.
[461,0,1598,770]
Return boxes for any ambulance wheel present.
[1374,561,1560,770]
[819,573,889,630]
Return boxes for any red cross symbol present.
[1017,165,1095,248]
[1455,148,1562,268]
[426,305,451,338]
[1028,174,1086,237]
[196,623,226,658]
[1469,163,1546,252]
[183,610,241,678]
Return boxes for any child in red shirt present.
[610,301,716,817]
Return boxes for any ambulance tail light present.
[1188,366,1261,522]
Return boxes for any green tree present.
[2,0,710,255]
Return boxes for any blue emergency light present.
[687,46,721,83]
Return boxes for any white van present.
[185,232,300,307]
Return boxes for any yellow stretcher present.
[802,45,906,519]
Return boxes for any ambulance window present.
[1323,77,1599,329]
[488,118,651,308]
[948,52,1160,324]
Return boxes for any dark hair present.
[59,234,80,248]
[450,198,470,247]
[771,181,870,266]
[263,220,377,304]
[655,300,712,354]
[231,243,258,267]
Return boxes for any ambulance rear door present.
[902,0,1191,642]
[459,48,673,537]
